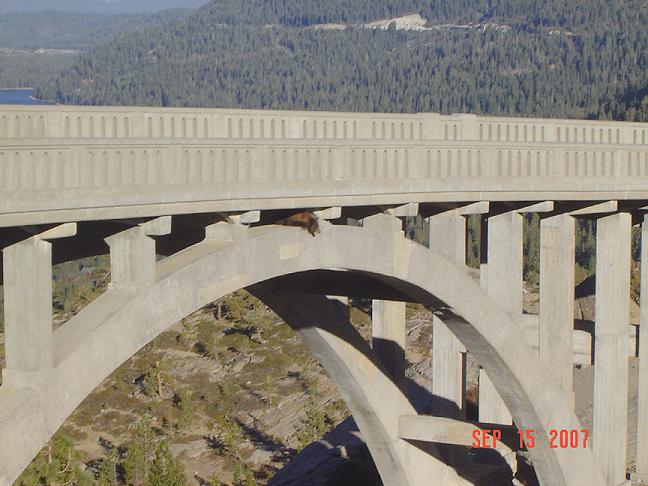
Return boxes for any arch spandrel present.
[0,224,604,486]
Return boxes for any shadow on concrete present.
[249,280,529,486]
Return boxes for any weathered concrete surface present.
[365,213,408,383]
[371,299,407,382]
[479,210,522,425]
[1,223,76,387]
[428,211,467,418]
[539,214,575,397]
[594,213,631,486]
[0,224,604,486]
[634,216,648,482]
[1,106,648,228]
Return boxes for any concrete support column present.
[539,214,575,398]
[364,213,407,383]
[594,212,631,486]
[2,224,76,387]
[479,210,523,425]
[3,238,54,373]
[428,211,467,418]
[372,299,406,382]
[104,217,170,291]
[633,215,648,483]
[484,211,524,316]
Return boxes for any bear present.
[276,211,321,236]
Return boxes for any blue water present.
[0,89,52,105]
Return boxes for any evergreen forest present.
[35,0,648,121]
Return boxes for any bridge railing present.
[1,106,648,146]
[1,139,647,218]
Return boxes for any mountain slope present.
[0,0,206,15]
[36,0,647,118]
[0,10,192,50]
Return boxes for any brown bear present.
[276,211,321,236]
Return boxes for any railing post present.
[594,212,631,486]
[2,224,76,387]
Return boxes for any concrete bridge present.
[0,105,647,486]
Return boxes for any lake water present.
[0,89,52,105]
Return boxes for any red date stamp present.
[471,428,590,449]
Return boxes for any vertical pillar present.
[365,213,407,384]
[634,215,648,483]
[3,237,54,373]
[594,212,631,486]
[539,214,575,398]
[428,211,467,417]
[479,210,522,425]
[104,216,171,291]
[2,224,76,387]
[372,299,406,382]
[485,211,524,317]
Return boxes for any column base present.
[1,368,53,390]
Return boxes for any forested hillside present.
[0,10,191,50]
[37,0,647,121]
[0,9,191,89]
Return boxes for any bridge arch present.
[0,223,604,486]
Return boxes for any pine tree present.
[294,391,330,451]
[97,446,119,486]
[148,440,186,486]
[123,418,156,486]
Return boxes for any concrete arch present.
[0,224,605,486]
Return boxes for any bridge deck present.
[1,106,647,227]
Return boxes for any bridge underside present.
[1,106,648,486]
[3,213,639,486]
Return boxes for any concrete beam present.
[204,221,249,241]
[386,202,419,217]
[454,201,490,215]
[635,215,648,481]
[226,210,261,225]
[139,215,172,235]
[362,212,403,234]
[539,214,575,399]
[594,212,631,486]
[2,224,77,386]
[399,415,517,450]
[314,206,342,220]
[570,201,618,216]
[400,414,476,446]
[517,201,554,213]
